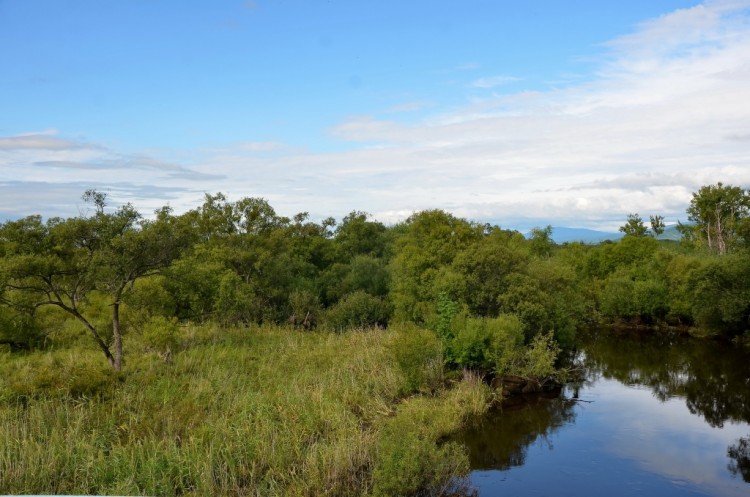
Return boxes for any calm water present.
[459,330,750,497]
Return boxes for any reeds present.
[0,324,490,496]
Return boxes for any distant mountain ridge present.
[523,224,684,244]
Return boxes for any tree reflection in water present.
[459,329,750,484]
[728,435,750,483]
[576,329,750,482]
[456,393,577,470]
[575,329,750,428]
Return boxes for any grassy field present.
[0,324,491,496]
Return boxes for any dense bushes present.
[324,290,391,331]
[688,252,750,337]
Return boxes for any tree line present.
[1,183,749,370]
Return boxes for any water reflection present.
[577,329,750,428]
[728,435,750,482]
[458,393,577,470]
[461,329,750,496]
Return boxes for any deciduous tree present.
[687,182,749,255]
[0,192,189,370]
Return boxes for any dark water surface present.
[459,330,750,496]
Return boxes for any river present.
[458,329,750,496]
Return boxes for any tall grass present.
[0,324,490,496]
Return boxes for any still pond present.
[458,329,750,496]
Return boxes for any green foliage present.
[688,251,750,336]
[0,306,43,349]
[452,231,529,317]
[213,270,262,325]
[389,210,484,323]
[288,289,320,329]
[372,375,489,497]
[387,325,443,394]
[664,254,705,325]
[517,332,561,379]
[163,250,226,321]
[334,210,387,258]
[687,182,750,255]
[583,235,659,279]
[449,314,525,373]
[324,290,391,331]
[319,255,390,305]
[619,213,648,237]
[121,275,176,328]
[528,225,555,258]
[497,273,552,339]
[599,272,669,324]
[0,192,192,370]
[141,315,180,358]
[435,292,460,342]
[650,215,666,237]
[0,324,489,496]
[372,411,469,497]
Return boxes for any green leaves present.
[619,213,648,238]
[687,182,750,254]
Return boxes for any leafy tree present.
[452,229,528,317]
[687,182,749,255]
[649,215,665,237]
[389,210,484,323]
[0,193,189,370]
[528,225,555,259]
[334,210,387,259]
[619,213,648,237]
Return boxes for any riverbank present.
[0,324,491,496]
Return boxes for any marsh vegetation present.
[1,183,749,495]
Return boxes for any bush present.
[599,272,669,324]
[449,314,524,373]
[142,315,180,359]
[371,383,488,497]
[213,270,262,325]
[689,252,750,336]
[324,290,391,331]
[387,325,443,394]
[0,306,43,350]
[288,289,320,329]
[516,331,560,379]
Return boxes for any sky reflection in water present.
[462,333,750,497]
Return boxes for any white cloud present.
[3,1,750,230]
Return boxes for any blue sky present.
[2,0,750,230]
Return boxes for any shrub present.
[387,325,443,394]
[450,314,524,373]
[142,315,180,360]
[324,290,391,331]
[288,289,320,329]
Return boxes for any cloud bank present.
[2,0,750,230]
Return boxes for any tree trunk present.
[112,301,123,371]
[69,306,116,369]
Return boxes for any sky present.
[2,0,750,231]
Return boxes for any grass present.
[0,324,491,496]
